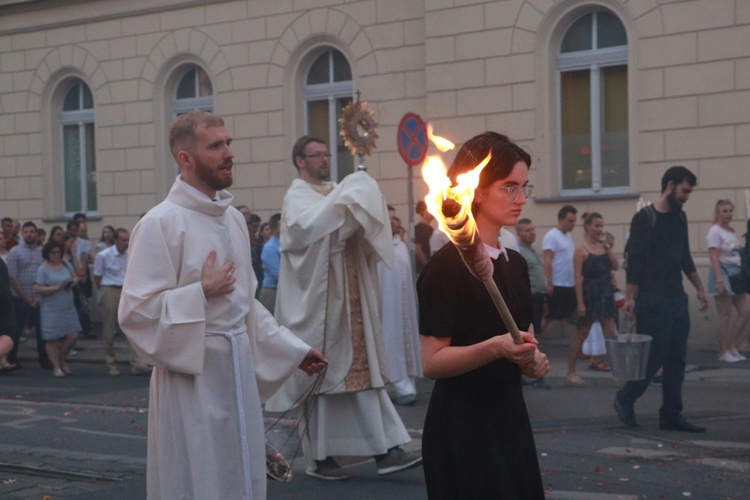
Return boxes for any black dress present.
[417,244,544,500]
[581,252,616,322]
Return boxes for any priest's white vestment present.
[377,235,423,396]
[118,177,310,500]
[265,172,411,469]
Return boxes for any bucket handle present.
[622,312,636,341]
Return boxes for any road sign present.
[397,113,427,166]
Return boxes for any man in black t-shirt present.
[414,200,434,275]
[614,166,709,433]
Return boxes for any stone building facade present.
[1,0,749,343]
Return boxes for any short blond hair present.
[169,111,224,158]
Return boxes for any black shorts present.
[546,286,577,320]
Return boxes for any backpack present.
[622,204,687,272]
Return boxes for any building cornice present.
[0,0,227,35]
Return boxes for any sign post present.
[397,112,428,279]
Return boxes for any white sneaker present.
[730,348,747,361]
[718,351,742,363]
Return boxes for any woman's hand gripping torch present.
[421,127,523,344]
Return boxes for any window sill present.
[41,215,103,224]
[533,192,641,203]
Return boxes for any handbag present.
[721,263,745,294]
[582,321,607,356]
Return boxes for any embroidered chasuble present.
[344,239,371,391]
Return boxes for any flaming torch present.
[422,126,523,344]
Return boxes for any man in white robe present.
[118,111,327,500]
[377,207,423,405]
[265,135,422,480]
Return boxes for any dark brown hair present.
[447,132,531,216]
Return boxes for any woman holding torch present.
[417,132,549,499]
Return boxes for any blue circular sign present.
[397,113,428,166]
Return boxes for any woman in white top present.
[706,199,749,363]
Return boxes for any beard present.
[195,157,233,191]
[311,165,330,182]
[666,189,683,210]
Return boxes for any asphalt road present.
[2,335,749,499]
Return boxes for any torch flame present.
[427,124,456,153]
[421,127,490,246]
[421,126,494,282]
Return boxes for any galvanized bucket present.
[606,314,652,380]
[606,333,652,380]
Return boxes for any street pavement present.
[2,330,749,499]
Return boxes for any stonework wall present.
[1,0,749,344]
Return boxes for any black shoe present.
[613,397,640,428]
[375,447,423,476]
[306,457,350,480]
[652,376,663,384]
[659,417,706,433]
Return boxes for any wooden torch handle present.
[482,279,524,344]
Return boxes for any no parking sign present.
[397,112,428,278]
[397,113,427,167]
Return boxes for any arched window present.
[60,80,96,215]
[557,9,629,194]
[303,49,353,181]
[173,65,213,116]
[170,65,213,175]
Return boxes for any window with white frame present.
[558,9,628,194]
[303,49,354,181]
[171,65,213,175]
[60,80,97,215]
[173,65,213,116]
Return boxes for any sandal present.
[0,362,21,374]
[589,360,612,372]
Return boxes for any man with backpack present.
[613,166,709,432]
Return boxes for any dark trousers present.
[73,285,91,336]
[616,292,689,423]
[531,292,545,336]
[9,297,47,364]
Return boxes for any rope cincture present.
[206,326,253,499]
[264,237,335,479]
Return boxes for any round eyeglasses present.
[490,184,533,202]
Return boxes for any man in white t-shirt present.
[541,205,578,334]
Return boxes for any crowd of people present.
[414,164,750,442]
[3,110,748,499]
[0,214,154,378]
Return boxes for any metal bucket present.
[606,334,652,380]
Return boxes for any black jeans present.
[616,292,689,423]
[531,292,545,336]
[9,297,47,364]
